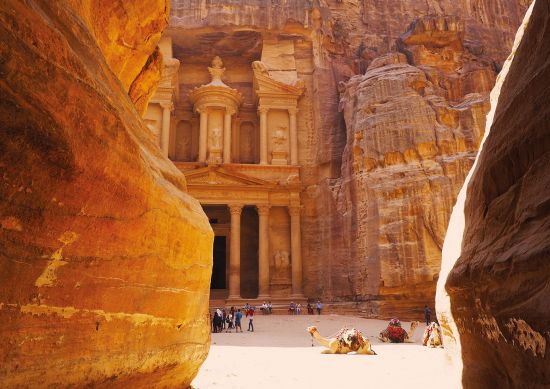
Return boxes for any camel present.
[422,321,443,348]
[378,319,419,343]
[307,326,377,355]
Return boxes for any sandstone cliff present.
[439,0,550,386]
[0,1,212,387]
[330,15,493,317]
[167,0,528,318]
[303,1,528,318]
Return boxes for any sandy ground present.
[192,314,459,389]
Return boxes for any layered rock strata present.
[328,16,495,317]
[439,1,550,387]
[0,1,212,387]
[167,0,528,319]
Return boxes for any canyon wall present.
[168,0,528,318]
[439,0,549,387]
[0,0,212,387]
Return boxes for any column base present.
[227,295,242,300]
[256,294,272,301]
[291,293,306,300]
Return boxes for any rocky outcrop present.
[165,0,528,319]
[330,16,493,317]
[0,1,212,387]
[439,1,550,387]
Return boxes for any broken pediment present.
[252,61,305,102]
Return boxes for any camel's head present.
[410,321,419,331]
[306,326,317,334]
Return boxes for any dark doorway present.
[211,236,227,289]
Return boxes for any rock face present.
[0,1,212,387]
[439,1,550,387]
[167,0,528,318]
[332,15,493,317]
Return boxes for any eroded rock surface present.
[0,0,212,387]
[327,15,496,317]
[440,0,550,386]
[166,0,528,318]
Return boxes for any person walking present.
[235,308,243,333]
[247,306,255,332]
[424,305,432,325]
[316,300,322,315]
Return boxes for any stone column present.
[257,205,270,299]
[160,102,172,158]
[259,107,268,165]
[223,109,233,164]
[228,204,243,299]
[198,108,208,162]
[288,107,298,165]
[289,206,304,297]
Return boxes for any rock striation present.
[439,0,550,387]
[330,15,494,317]
[166,0,528,319]
[0,0,212,387]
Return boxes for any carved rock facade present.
[157,0,528,318]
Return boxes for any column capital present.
[159,101,174,111]
[256,205,271,216]
[228,204,244,215]
[225,107,236,116]
[288,206,301,217]
[287,107,299,115]
[258,106,269,115]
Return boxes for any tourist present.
[288,301,295,314]
[424,305,431,326]
[246,306,255,332]
[235,308,243,332]
[296,303,302,315]
[268,301,273,314]
[307,302,313,315]
[244,302,250,312]
[225,312,233,333]
[316,300,323,315]
[221,308,227,330]
[261,301,267,314]
[212,310,221,333]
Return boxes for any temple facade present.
[144,35,307,304]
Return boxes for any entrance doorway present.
[211,236,227,289]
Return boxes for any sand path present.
[192,314,459,388]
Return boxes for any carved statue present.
[272,126,288,150]
[210,127,222,149]
[208,56,226,85]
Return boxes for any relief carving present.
[272,250,291,282]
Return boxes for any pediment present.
[253,71,305,98]
[184,166,274,187]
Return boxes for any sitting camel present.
[378,318,419,343]
[307,326,377,355]
[422,321,443,348]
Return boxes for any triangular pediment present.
[184,166,274,187]
[253,70,305,97]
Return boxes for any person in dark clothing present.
[212,311,220,333]
[424,305,432,326]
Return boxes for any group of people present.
[259,301,273,314]
[289,300,322,315]
[211,300,325,333]
[211,304,255,333]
